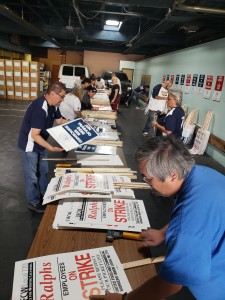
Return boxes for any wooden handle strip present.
[122,256,165,270]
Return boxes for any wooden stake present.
[122,256,165,270]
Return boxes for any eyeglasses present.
[142,175,154,187]
[55,92,65,100]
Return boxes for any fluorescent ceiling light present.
[104,20,122,31]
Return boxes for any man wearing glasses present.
[18,82,68,213]
[90,136,225,300]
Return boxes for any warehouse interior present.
[1,1,225,300]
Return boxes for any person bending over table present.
[18,82,69,213]
[90,136,225,300]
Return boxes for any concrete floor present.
[1,98,225,300]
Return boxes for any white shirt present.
[145,86,168,113]
[96,78,105,89]
[59,93,81,120]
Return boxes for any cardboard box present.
[30,71,40,82]
[0,69,5,79]
[30,90,38,100]
[5,70,13,80]
[6,80,14,90]
[22,81,30,89]
[5,60,13,70]
[15,90,22,100]
[30,81,39,88]
[14,81,22,88]
[0,78,5,87]
[22,72,30,82]
[14,70,22,81]
[13,60,22,71]
[0,89,6,100]
[0,59,5,70]
[22,61,29,72]
[30,61,40,71]
[7,89,15,100]
[22,91,30,101]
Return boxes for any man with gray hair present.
[90,136,225,300]
[151,88,185,138]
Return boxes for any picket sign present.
[189,129,210,155]
[189,111,213,155]
[182,108,198,145]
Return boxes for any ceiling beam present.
[77,0,173,9]
[0,4,64,49]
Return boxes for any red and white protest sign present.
[184,74,191,94]
[212,75,224,102]
[203,75,214,99]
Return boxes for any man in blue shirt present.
[90,136,225,300]
[18,82,68,213]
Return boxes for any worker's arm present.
[155,95,168,100]
[152,121,172,135]
[89,276,182,300]
[75,110,84,119]
[31,128,64,152]
[140,224,168,247]
[55,117,69,125]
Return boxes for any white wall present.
[134,38,225,167]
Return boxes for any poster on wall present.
[166,74,170,81]
[197,74,205,94]
[184,74,191,94]
[212,75,224,102]
[170,74,174,84]
[191,74,198,93]
[180,74,185,90]
[162,74,166,82]
[175,74,180,87]
[203,75,213,99]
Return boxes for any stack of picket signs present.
[12,246,132,300]
[12,96,151,300]
[43,172,150,232]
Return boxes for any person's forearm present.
[56,117,69,125]
[155,96,167,100]
[155,123,171,135]
[127,275,182,300]
[75,111,84,119]
[32,134,54,151]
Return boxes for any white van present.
[58,64,89,89]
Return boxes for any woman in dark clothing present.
[109,76,120,112]
[151,88,185,138]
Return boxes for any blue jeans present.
[127,90,139,106]
[20,150,48,205]
[143,110,157,136]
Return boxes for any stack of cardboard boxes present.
[0,59,40,100]
[0,59,6,99]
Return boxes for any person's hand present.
[151,121,158,127]
[50,146,64,152]
[89,289,123,300]
[140,228,166,247]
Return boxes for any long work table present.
[27,96,157,293]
